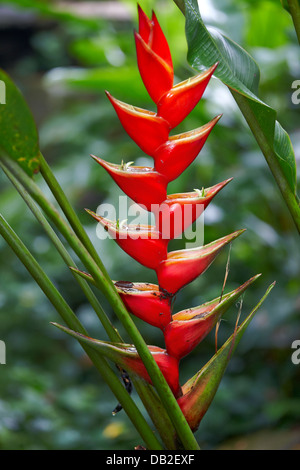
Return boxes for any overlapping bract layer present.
[83,6,259,430]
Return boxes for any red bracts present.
[153,116,222,182]
[87,211,168,270]
[164,275,260,359]
[84,5,256,429]
[91,155,167,211]
[157,64,219,129]
[154,179,232,239]
[124,345,181,397]
[156,230,245,294]
[105,92,169,155]
[135,5,173,104]
[114,281,172,329]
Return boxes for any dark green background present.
[0,0,299,450]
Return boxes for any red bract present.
[164,275,260,359]
[157,63,218,129]
[114,281,172,329]
[105,92,170,155]
[135,31,173,104]
[52,322,181,398]
[156,230,245,295]
[87,211,168,270]
[125,345,181,397]
[154,179,232,240]
[153,116,222,182]
[91,155,167,211]
[137,5,173,69]
[106,92,170,155]
[135,6,173,104]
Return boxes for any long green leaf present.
[183,0,297,196]
[0,154,199,450]
[0,70,40,176]
[0,159,179,450]
[0,213,163,450]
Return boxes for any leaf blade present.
[0,70,40,176]
[183,0,297,195]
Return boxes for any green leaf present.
[177,282,275,432]
[51,323,136,363]
[183,0,297,195]
[0,70,40,176]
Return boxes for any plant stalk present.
[0,213,163,450]
[231,90,300,235]
[0,154,199,450]
[287,0,300,43]
[39,152,110,277]
[0,159,179,449]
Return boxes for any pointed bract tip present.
[211,61,219,73]
[90,154,104,165]
[85,208,98,219]
[235,228,246,236]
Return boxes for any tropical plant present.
[2,0,294,450]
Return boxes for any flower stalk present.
[0,3,274,451]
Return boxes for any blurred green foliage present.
[0,0,299,450]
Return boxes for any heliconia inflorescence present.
[67,5,263,433]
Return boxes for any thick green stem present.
[231,90,300,234]
[0,213,163,450]
[287,0,300,43]
[1,155,199,450]
[0,159,120,341]
[39,152,110,277]
[0,159,178,449]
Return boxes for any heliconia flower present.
[156,230,245,295]
[157,63,218,129]
[91,155,168,211]
[177,282,275,431]
[137,5,173,70]
[105,91,170,155]
[51,322,181,397]
[134,8,173,104]
[114,281,173,329]
[164,275,261,359]
[153,116,221,182]
[86,211,168,270]
[154,179,233,240]
[67,268,174,329]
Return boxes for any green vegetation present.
[0,0,299,450]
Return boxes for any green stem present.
[287,0,300,43]
[0,159,120,341]
[1,155,198,450]
[0,213,163,450]
[231,90,300,235]
[0,159,178,449]
[39,152,109,277]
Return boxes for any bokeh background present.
[0,0,299,450]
